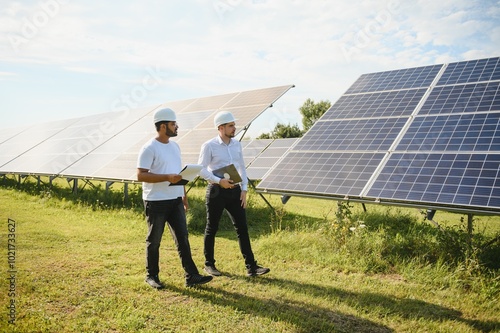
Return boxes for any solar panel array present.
[0,85,294,182]
[257,57,500,214]
[244,138,298,180]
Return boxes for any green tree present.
[299,98,331,132]
[257,123,302,139]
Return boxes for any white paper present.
[179,164,203,181]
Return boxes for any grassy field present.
[0,178,499,332]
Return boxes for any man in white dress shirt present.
[198,111,270,277]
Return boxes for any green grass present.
[0,177,499,332]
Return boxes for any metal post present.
[467,213,473,259]
[124,182,129,202]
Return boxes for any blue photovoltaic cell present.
[368,153,500,209]
[437,57,500,86]
[295,118,408,152]
[322,89,426,120]
[257,56,500,213]
[418,82,500,115]
[345,65,441,94]
[245,138,297,180]
[397,113,500,152]
[260,152,385,196]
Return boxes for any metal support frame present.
[106,181,114,192]
[467,213,474,258]
[66,178,98,194]
[248,178,274,212]
[281,195,291,204]
[185,177,198,194]
[124,182,129,202]
[425,209,441,229]
[69,178,78,194]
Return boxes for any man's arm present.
[237,141,248,191]
[137,168,182,184]
[198,142,221,184]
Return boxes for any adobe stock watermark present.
[213,0,266,21]
[338,0,401,64]
[6,218,17,325]
[8,0,69,53]
[49,66,167,174]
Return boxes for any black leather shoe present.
[204,265,222,276]
[247,263,270,277]
[186,274,213,287]
[145,275,164,289]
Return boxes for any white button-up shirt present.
[198,135,248,191]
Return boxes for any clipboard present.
[169,164,203,186]
[212,164,242,183]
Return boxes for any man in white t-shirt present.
[137,107,212,288]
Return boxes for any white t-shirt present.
[137,138,185,201]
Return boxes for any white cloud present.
[0,0,499,130]
[0,71,17,79]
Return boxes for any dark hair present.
[155,121,169,131]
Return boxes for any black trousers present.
[144,198,199,278]
[204,184,256,267]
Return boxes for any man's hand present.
[167,174,183,184]
[137,169,183,184]
[219,178,234,189]
[240,190,247,208]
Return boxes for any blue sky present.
[1,0,499,138]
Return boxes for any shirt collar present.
[216,135,233,146]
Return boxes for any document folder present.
[169,164,203,186]
[212,164,242,183]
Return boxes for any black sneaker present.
[186,274,213,287]
[247,263,270,277]
[204,265,222,276]
[145,275,164,289]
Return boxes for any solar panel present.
[59,113,155,180]
[257,57,500,214]
[367,153,500,208]
[0,124,32,145]
[295,118,408,152]
[54,85,293,181]
[245,138,297,180]
[177,93,238,113]
[345,65,442,94]
[171,86,294,165]
[0,118,82,173]
[322,89,427,120]
[260,152,385,196]
[397,113,500,152]
[242,139,274,167]
[437,57,500,85]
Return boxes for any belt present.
[211,183,240,189]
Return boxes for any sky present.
[1,0,499,138]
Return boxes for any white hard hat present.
[214,111,237,127]
[153,107,176,123]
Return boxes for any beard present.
[166,129,178,137]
